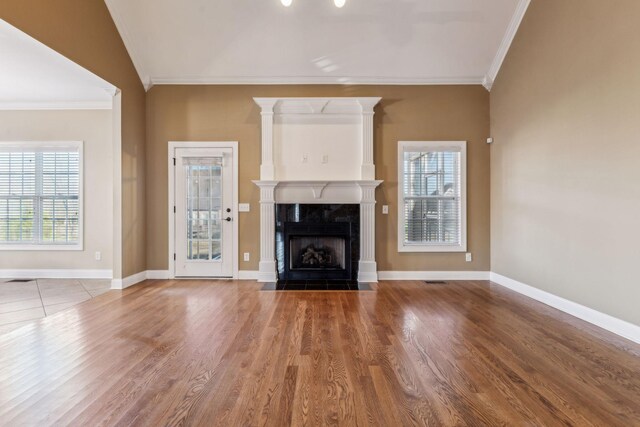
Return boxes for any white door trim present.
[111,91,123,288]
[168,141,239,279]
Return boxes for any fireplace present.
[276,204,359,282]
[253,97,383,283]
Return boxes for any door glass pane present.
[184,158,223,261]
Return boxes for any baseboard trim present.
[490,272,640,344]
[146,270,170,280]
[111,269,259,289]
[378,271,490,281]
[238,270,259,280]
[0,269,112,279]
[111,270,147,290]
[240,270,491,282]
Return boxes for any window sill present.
[398,244,467,253]
[0,244,83,251]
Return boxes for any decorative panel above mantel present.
[253,97,381,181]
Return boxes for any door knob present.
[225,217,232,222]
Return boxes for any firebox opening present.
[290,236,346,271]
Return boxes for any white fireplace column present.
[256,181,278,282]
[357,181,382,282]
[258,99,277,181]
[358,99,378,181]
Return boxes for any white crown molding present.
[254,97,382,115]
[0,269,112,279]
[484,0,531,91]
[490,272,640,344]
[104,2,151,91]
[150,76,486,87]
[0,101,114,110]
[378,271,490,281]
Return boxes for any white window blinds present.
[0,144,81,247]
[398,141,467,252]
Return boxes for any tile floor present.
[0,278,112,335]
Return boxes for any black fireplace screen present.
[290,237,346,270]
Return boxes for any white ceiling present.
[105,0,530,90]
[0,19,115,109]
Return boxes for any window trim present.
[397,141,467,253]
[0,141,84,251]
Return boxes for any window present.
[0,142,83,250]
[398,141,466,252]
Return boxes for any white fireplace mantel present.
[253,97,383,283]
[253,180,383,204]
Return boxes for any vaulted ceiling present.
[0,20,115,109]
[105,0,529,90]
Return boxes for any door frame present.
[168,141,239,279]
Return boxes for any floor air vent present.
[6,279,35,283]
[424,280,447,285]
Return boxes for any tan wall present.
[146,85,490,272]
[0,110,113,270]
[490,0,640,325]
[0,0,146,278]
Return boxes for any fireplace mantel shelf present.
[253,180,383,203]
[253,180,383,184]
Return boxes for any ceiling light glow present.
[281,0,293,6]
[334,0,346,7]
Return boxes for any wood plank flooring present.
[0,279,638,426]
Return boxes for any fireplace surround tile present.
[276,204,360,282]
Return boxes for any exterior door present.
[174,147,233,277]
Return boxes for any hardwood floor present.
[0,279,638,426]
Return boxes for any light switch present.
[243,252,250,262]
[322,155,329,164]
[238,203,250,212]
[382,205,389,214]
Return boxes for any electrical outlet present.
[243,252,250,262]
[465,253,472,262]
[95,251,102,261]
[382,205,389,214]
[322,154,329,164]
